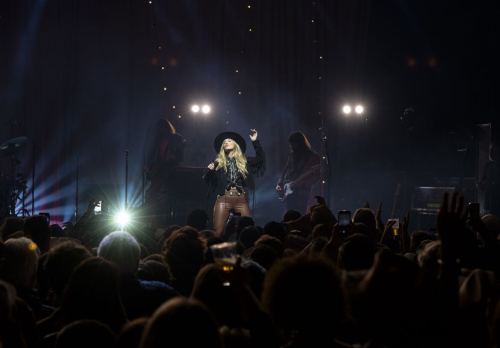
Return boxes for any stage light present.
[202,105,211,114]
[191,105,200,112]
[115,211,130,227]
[355,105,364,114]
[343,105,351,114]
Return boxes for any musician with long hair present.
[276,132,321,214]
[205,129,265,237]
[145,118,184,224]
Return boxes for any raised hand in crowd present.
[399,211,410,254]
[375,202,384,236]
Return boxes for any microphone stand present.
[17,122,41,216]
[319,127,332,207]
[142,127,151,207]
[75,154,82,220]
[125,149,129,210]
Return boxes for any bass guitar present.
[278,164,321,202]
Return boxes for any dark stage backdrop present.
[0,0,496,227]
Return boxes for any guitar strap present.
[280,153,293,184]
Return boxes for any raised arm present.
[246,129,265,173]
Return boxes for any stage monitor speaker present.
[411,186,457,212]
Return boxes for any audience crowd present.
[1,193,500,347]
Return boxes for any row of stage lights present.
[191,104,211,114]
[185,104,364,116]
[342,105,364,115]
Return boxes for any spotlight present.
[342,105,351,114]
[191,105,200,113]
[355,105,364,114]
[115,211,130,227]
[202,105,211,114]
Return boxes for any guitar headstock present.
[394,183,401,197]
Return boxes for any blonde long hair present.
[215,139,248,178]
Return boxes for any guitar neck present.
[293,164,320,182]
[390,184,401,219]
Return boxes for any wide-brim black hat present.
[213,132,247,153]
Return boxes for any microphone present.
[202,159,218,179]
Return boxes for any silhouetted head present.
[239,226,260,250]
[55,320,116,348]
[139,298,222,348]
[338,234,376,271]
[44,242,92,298]
[250,245,278,270]
[98,231,141,279]
[282,210,301,223]
[352,208,377,240]
[255,234,284,258]
[263,221,286,244]
[186,209,209,231]
[0,237,38,290]
[59,257,126,333]
[262,256,344,340]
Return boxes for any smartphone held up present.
[338,210,351,234]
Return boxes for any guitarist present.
[145,118,184,219]
[276,132,321,214]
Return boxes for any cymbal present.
[0,137,27,158]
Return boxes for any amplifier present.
[411,187,457,212]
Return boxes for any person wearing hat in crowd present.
[204,129,265,237]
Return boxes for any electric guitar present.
[278,164,321,202]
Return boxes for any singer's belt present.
[225,183,243,193]
[219,187,245,198]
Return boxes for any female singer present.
[204,129,265,237]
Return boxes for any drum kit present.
[0,136,30,219]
